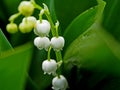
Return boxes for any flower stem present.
[9,12,21,23]
[55,51,62,61]
[31,0,42,10]
[55,51,62,76]
[44,11,56,36]
[47,46,52,61]
[39,10,44,23]
[55,21,59,37]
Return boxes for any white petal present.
[52,75,68,90]
[51,36,65,51]
[42,59,57,75]
[35,20,50,36]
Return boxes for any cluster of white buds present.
[19,16,36,33]
[6,0,68,90]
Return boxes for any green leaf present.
[103,0,120,41]
[0,43,33,90]
[0,29,13,52]
[64,22,120,75]
[63,0,120,78]
[63,0,106,49]
[63,6,98,49]
[63,23,120,89]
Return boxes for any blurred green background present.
[0,0,120,90]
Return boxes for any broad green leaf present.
[0,29,13,52]
[103,0,120,41]
[63,6,98,49]
[63,23,120,89]
[63,0,119,76]
[63,0,106,49]
[0,43,33,90]
[64,23,120,75]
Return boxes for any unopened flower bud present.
[19,17,36,33]
[42,59,57,75]
[6,23,18,34]
[34,36,50,50]
[18,1,34,16]
[34,20,50,36]
[51,36,65,51]
[19,22,33,33]
[52,75,68,90]
[22,16,36,25]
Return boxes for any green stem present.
[47,47,52,61]
[55,24,59,37]
[44,11,56,36]
[9,12,21,22]
[39,9,44,23]
[55,51,62,76]
[31,0,42,10]
[31,1,56,36]
[39,14,43,23]
[55,51,62,61]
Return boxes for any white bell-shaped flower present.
[52,75,68,90]
[34,36,50,50]
[34,20,50,36]
[51,36,65,51]
[42,59,57,75]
